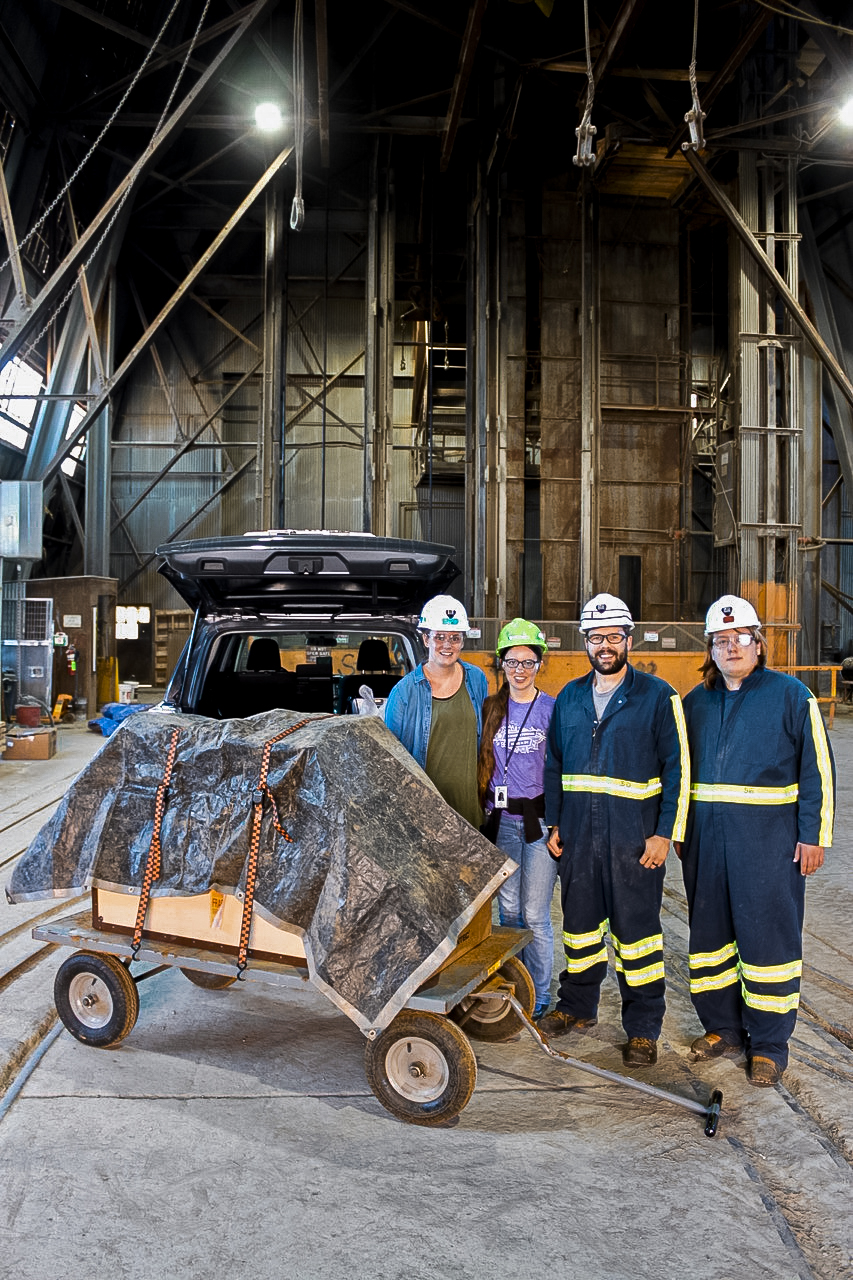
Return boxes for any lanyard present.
[502,689,539,783]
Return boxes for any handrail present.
[777,665,841,729]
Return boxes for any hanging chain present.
[573,0,597,168]
[0,0,184,282]
[682,0,707,152]
[20,0,213,366]
[290,0,305,231]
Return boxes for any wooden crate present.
[93,887,307,967]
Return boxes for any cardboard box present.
[3,727,57,761]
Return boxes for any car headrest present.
[246,638,281,671]
[356,639,392,671]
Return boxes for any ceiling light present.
[255,102,283,131]
[839,97,853,126]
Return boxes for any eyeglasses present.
[585,633,627,647]
[503,658,539,670]
[711,634,755,651]
[431,632,464,646]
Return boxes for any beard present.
[588,647,629,676]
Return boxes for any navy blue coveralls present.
[544,665,690,1039]
[682,666,835,1069]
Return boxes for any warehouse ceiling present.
[1,0,853,580]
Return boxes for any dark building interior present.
[1,0,853,675]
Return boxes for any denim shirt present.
[384,661,488,769]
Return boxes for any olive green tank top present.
[424,685,482,829]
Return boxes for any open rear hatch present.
[156,531,460,615]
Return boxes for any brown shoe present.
[623,1037,658,1066]
[690,1032,742,1060]
[748,1055,783,1088]
[537,1010,597,1038]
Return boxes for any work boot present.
[536,1010,597,1037]
[747,1055,783,1088]
[689,1032,742,1061]
[622,1037,658,1066]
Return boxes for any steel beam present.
[259,174,285,529]
[315,0,331,167]
[0,0,277,370]
[70,7,250,114]
[683,150,853,432]
[0,156,28,310]
[363,143,379,534]
[578,0,646,106]
[119,457,254,591]
[666,7,772,156]
[37,144,293,484]
[110,359,262,533]
[440,0,488,172]
[579,172,600,603]
[799,206,853,500]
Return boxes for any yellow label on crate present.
[209,890,225,927]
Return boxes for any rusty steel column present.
[579,172,600,604]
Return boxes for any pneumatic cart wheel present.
[450,954,535,1042]
[365,1010,477,1127]
[180,968,237,990]
[54,951,139,1048]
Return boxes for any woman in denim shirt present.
[385,594,487,828]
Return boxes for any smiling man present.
[540,594,690,1067]
[679,595,835,1088]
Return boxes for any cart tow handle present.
[472,987,722,1137]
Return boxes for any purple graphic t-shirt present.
[488,691,555,817]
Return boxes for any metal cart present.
[34,899,722,1135]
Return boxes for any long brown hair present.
[477,646,543,805]
[700,626,767,690]
[478,681,511,806]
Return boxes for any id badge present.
[494,785,508,809]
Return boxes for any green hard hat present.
[496,617,547,655]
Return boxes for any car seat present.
[340,638,401,709]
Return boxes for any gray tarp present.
[7,711,515,1033]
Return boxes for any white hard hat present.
[704,594,761,636]
[579,593,634,632]
[418,594,470,632]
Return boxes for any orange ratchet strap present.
[131,727,182,956]
[237,717,330,975]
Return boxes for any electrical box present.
[713,441,737,546]
[0,481,43,559]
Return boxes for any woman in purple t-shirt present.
[478,619,557,1018]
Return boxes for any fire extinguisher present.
[66,645,78,675]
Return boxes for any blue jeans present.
[494,814,558,1008]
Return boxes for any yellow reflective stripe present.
[612,932,663,961]
[690,782,799,805]
[563,919,608,950]
[614,959,665,986]
[562,774,663,800]
[741,983,800,1014]
[740,959,802,984]
[690,965,739,994]
[689,942,738,970]
[670,694,690,842]
[564,946,608,974]
[807,697,835,846]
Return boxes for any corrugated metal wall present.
[535,187,685,621]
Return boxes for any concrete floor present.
[1,714,852,1280]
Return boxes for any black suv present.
[157,531,459,718]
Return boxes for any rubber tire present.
[179,968,237,990]
[54,951,139,1048]
[450,954,535,1043]
[365,1010,477,1127]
